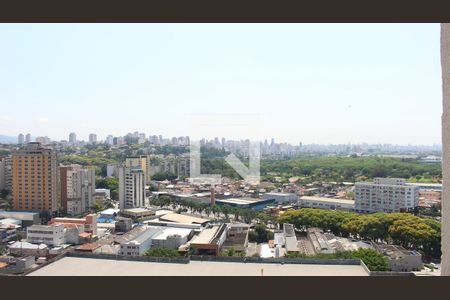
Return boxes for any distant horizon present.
[0,133,443,148]
[0,24,442,145]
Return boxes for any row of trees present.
[284,248,390,271]
[278,208,441,258]
[149,196,277,225]
[260,156,442,183]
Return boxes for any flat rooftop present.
[28,257,369,276]
[159,213,210,225]
[216,198,264,205]
[299,196,355,205]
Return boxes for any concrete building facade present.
[11,142,60,213]
[60,165,95,215]
[118,166,146,209]
[26,223,65,246]
[355,178,419,213]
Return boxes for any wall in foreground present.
[441,23,450,276]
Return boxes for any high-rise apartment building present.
[118,166,146,210]
[0,157,6,191]
[355,178,419,213]
[125,156,149,184]
[88,134,97,144]
[11,142,59,213]
[60,164,95,216]
[69,132,77,144]
[0,157,12,192]
[25,133,31,143]
[106,135,114,145]
[18,134,24,144]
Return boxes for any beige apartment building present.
[12,142,60,213]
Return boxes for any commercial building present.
[374,244,423,272]
[263,192,298,204]
[189,224,228,255]
[215,198,276,211]
[25,134,31,144]
[298,196,355,211]
[60,164,95,215]
[11,142,60,213]
[117,226,163,256]
[158,213,210,226]
[0,211,40,227]
[355,178,419,213]
[26,223,65,246]
[88,134,97,144]
[69,133,77,144]
[152,227,193,249]
[118,166,146,209]
[121,208,156,220]
[49,214,97,235]
[8,241,49,257]
[307,227,336,254]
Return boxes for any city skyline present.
[0,24,442,145]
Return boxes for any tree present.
[145,247,181,257]
[90,201,104,213]
[279,208,441,258]
[249,224,274,243]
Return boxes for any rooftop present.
[299,196,355,205]
[159,213,210,225]
[28,257,369,276]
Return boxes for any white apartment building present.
[61,165,95,216]
[27,223,65,246]
[118,166,146,210]
[355,178,419,213]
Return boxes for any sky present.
[0,24,442,145]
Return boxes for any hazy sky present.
[0,24,442,145]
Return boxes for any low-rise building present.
[8,241,49,257]
[115,217,133,233]
[190,224,228,255]
[121,208,156,221]
[27,223,65,246]
[118,226,163,256]
[374,244,423,272]
[222,223,250,253]
[49,214,97,235]
[0,211,40,227]
[152,227,193,249]
[215,198,276,211]
[263,192,298,204]
[298,196,355,211]
[307,227,335,254]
